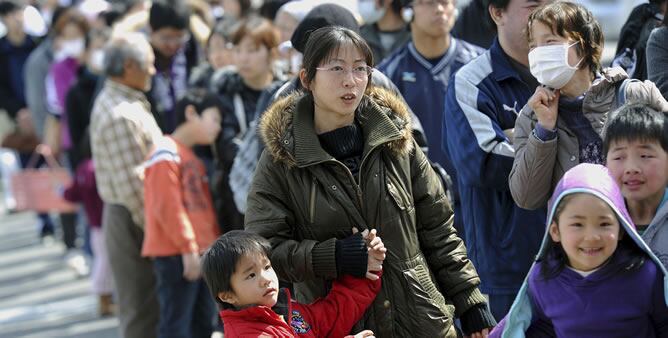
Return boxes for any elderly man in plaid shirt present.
[90,32,162,338]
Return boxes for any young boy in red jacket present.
[201,230,385,338]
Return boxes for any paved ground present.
[0,211,119,338]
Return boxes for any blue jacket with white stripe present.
[378,38,482,172]
[378,38,483,237]
[443,38,546,295]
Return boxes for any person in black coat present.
[209,16,285,232]
[65,28,109,169]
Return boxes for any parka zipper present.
[309,181,316,223]
[305,135,401,228]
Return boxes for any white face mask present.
[89,49,105,72]
[528,41,583,89]
[358,0,386,25]
[55,38,85,61]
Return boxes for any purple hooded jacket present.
[491,163,668,338]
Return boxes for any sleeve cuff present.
[182,240,199,254]
[452,287,487,317]
[335,233,368,278]
[311,238,338,279]
[460,305,497,335]
[533,123,557,142]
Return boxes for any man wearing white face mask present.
[443,0,550,321]
[509,1,668,211]
[359,0,411,62]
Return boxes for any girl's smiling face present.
[550,193,621,271]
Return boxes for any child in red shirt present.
[142,89,222,338]
[201,230,385,338]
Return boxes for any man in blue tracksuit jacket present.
[443,0,551,321]
[378,0,483,235]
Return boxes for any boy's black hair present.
[540,193,646,280]
[482,0,511,32]
[0,0,22,16]
[174,88,223,127]
[201,230,272,309]
[603,103,668,154]
[149,0,190,31]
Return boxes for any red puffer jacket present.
[221,273,381,338]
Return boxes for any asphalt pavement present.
[0,210,119,338]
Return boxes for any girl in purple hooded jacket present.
[492,163,668,337]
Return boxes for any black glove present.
[460,304,497,336]
[334,232,368,278]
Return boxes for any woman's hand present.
[527,87,559,130]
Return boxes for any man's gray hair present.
[103,32,152,77]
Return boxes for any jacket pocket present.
[386,174,414,212]
[387,181,407,210]
[394,255,454,336]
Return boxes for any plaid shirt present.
[90,80,162,228]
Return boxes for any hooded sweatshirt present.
[491,163,668,338]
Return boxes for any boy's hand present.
[344,329,375,338]
[465,328,490,338]
[182,252,201,281]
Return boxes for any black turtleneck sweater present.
[317,121,364,178]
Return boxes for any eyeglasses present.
[316,65,372,81]
[152,33,190,46]
[413,0,453,7]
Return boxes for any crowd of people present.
[0,0,667,337]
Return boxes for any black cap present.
[290,3,359,54]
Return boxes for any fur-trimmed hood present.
[259,85,414,168]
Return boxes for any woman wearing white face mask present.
[508,1,668,211]
[44,8,89,159]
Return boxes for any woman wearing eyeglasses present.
[509,1,668,211]
[244,26,495,338]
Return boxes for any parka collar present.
[261,86,413,168]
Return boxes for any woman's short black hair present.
[603,103,668,154]
[174,88,223,127]
[201,230,272,309]
[482,0,512,32]
[300,26,373,90]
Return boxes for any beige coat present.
[509,67,668,210]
